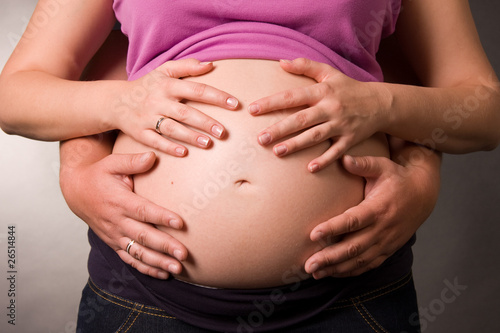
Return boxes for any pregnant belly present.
[113,59,389,288]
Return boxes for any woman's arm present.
[59,30,188,279]
[0,0,238,155]
[249,0,500,171]
[383,0,500,152]
[0,0,119,138]
[304,31,442,278]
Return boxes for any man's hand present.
[305,142,441,278]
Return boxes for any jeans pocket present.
[114,303,144,333]
[350,274,421,333]
[77,281,143,333]
[352,300,391,333]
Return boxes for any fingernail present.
[309,163,320,173]
[258,132,272,145]
[169,219,181,229]
[312,230,323,241]
[226,97,238,108]
[280,59,292,64]
[199,61,212,66]
[308,262,319,273]
[158,271,169,280]
[274,144,287,156]
[175,147,186,156]
[346,155,357,166]
[211,124,224,138]
[140,152,153,163]
[314,270,327,279]
[197,136,210,147]
[168,264,180,274]
[248,104,260,115]
[173,249,184,261]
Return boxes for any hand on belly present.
[113,59,388,288]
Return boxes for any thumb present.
[156,58,213,79]
[342,155,387,179]
[280,58,340,82]
[105,152,157,176]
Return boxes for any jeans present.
[76,272,421,333]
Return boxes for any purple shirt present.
[113,0,401,81]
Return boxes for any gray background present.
[0,1,499,332]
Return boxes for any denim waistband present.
[85,270,414,332]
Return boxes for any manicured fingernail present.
[258,132,272,145]
[274,145,288,156]
[226,97,238,108]
[175,147,186,156]
[197,136,210,147]
[211,124,224,138]
[173,249,184,261]
[280,59,292,64]
[199,61,212,66]
[248,104,260,115]
[158,271,169,280]
[309,163,320,173]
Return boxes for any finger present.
[257,107,327,146]
[123,192,184,230]
[156,58,215,79]
[118,250,171,280]
[155,59,239,110]
[322,252,389,278]
[310,205,376,242]
[305,228,378,276]
[121,220,188,261]
[307,138,352,173]
[139,131,188,156]
[170,79,239,110]
[248,85,321,116]
[341,155,388,178]
[162,102,227,139]
[120,237,184,275]
[312,254,388,279]
[102,151,159,175]
[279,58,340,83]
[155,117,214,149]
[311,233,392,278]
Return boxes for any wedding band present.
[155,117,167,134]
[126,240,135,255]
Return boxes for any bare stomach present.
[113,59,389,288]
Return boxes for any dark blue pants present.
[76,273,421,333]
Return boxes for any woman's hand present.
[248,58,391,172]
[304,142,441,278]
[60,149,187,280]
[114,59,239,156]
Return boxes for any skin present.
[0,0,498,279]
[59,31,441,280]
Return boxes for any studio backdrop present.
[0,1,499,332]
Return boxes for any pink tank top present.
[113,0,401,82]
